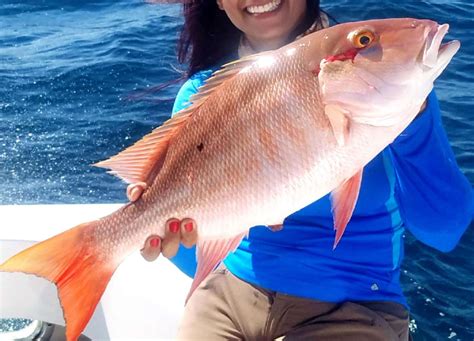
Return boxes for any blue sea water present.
[0,0,473,339]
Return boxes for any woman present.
[132,0,473,339]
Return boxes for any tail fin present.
[0,221,117,341]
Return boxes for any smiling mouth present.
[246,0,282,15]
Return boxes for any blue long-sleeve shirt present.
[168,69,473,307]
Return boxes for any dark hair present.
[178,0,325,76]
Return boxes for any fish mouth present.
[422,23,460,69]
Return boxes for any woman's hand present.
[127,183,198,262]
[416,99,427,117]
[127,182,148,202]
[140,219,198,261]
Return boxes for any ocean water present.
[0,0,473,339]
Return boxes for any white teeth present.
[246,0,281,14]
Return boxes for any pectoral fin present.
[330,169,363,249]
[324,104,351,146]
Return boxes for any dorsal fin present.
[93,110,193,184]
[93,52,267,185]
[187,51,268,107]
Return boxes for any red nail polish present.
[169,221,180,233]
[150,237,160,248]
[184,222,193,232]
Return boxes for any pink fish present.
[0,18,459,341]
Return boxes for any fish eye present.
[350,29,377,48]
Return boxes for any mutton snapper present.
[0,18,459,340]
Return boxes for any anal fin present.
[186,233,246,302]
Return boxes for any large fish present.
[0,18,459,340]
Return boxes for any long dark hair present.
[178,0,326,77]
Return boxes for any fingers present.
[161,218,181,258]
[140,235,162,262]
[127,182,148,202]
[267,223,283,232]
[141,218,199,262]
[180,218,198,248]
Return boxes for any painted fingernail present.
[169,221,180,233]
[149,237,160,248]
[184,222,193,232]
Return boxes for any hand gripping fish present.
[0,19,459,340]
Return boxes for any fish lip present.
[422,23,450,68]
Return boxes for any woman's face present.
[217,0,307,51]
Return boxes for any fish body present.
[0,18,460,340]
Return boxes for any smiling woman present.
[140,0,472,340]
[175,0,326,77]
[171,15,471,341]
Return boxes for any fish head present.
[304,18,460,127]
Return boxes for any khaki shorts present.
[177,265,410,341]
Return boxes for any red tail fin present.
[0,221,116,341]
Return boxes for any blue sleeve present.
[388,90,473,252]
[172,69,214,114]
[165,74,212,278]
